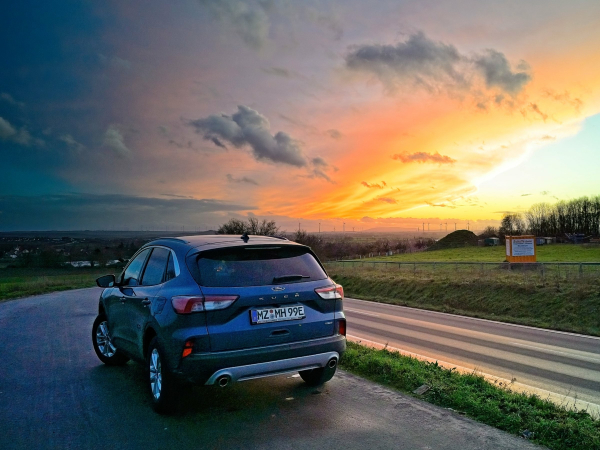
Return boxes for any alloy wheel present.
[95,321,116,358]
[149,348,162,400]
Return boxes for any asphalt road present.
[0,289,543,450]
[345,297,600,414]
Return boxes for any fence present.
[324,260,600,283]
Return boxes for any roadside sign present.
[505,235,537,263]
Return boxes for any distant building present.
[484,237,500,246]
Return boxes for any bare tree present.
[218,218,280,236]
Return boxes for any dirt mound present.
[427,230,479,251]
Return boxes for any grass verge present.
[340,341,600,450]
[0,267,116,302]
[327,265,600,336]
[370,243,600,262]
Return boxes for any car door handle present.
[119,296,126,302]
[141,299,151,306]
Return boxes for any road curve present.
[345,297,600,414]
[0,289,542,450]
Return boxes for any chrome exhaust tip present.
[217,375,231,387]
[327,358,338,369]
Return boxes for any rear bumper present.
[205,351,339,385]
[173,334,346,385]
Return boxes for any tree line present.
[217,218,434,260]
[498,196,600,238]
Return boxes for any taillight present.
[172,296,205,313]
[336,318,347,336]
[315,284,344,300]
[171,295,238,314]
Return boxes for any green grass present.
[327,264,600,336]
[366,243,600,262]
[0,267,117,301]
[340,341,600,450]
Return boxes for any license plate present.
[250,305,305,324]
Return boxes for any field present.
[0,267,114,302]
[367,243,600,262]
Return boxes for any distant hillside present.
[427,230,479,251]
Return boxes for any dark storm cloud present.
[345,31,465,91]
[345,32,531,96]
[0,193,256,231]
[473,50,531,94]
[189,105,308,167]
[226,174,259,185]
[392,152,456,164]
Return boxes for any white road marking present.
[510,342,600,364]
[345,297,600,341]
[345,308,380,317]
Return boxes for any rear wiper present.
[272,274,310,283]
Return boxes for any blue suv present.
[92,234,346,413]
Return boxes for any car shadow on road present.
[87,361,339,447]
[89,361,332,417]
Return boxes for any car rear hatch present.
[187,244,336,352]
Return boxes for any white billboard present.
[511,238,535,256]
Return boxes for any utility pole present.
[298,223,301,232]
[422,223,425,233]
[445,223,448,231]
[428,223,430,231]
[319,222,321,233]
[467,221,470,231]
[454,223,457,231]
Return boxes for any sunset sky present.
[1,0,599,232]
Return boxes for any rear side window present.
[164,252,177,282]
[141,247,171,286]
[195,246,327,287]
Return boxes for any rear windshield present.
[194,246,327,287]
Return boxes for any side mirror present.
[96,274,116,288]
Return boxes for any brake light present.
[171,295,239,314]
[172,296,205,313]
[315,284,344,300]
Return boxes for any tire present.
[92,314,129,366]
[299,365,337,386]
[147,337,179,414]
